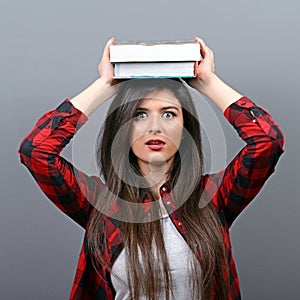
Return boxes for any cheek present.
[130,126,144,155]
[166,124,184,148]
[130,125,143,147]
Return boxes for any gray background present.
[1,0,299,299]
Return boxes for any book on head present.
[110,40,201,78]
[114,62,198,78]
[110,40,201,62]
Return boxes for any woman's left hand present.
[185,37,216,94]
[186,37,243,111]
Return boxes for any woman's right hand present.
[98,37,116,85]
[70,37,119,116]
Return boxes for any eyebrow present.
[136,106,180,112]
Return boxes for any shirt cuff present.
[224,96,279,140]
[31,99,88,147]
[52,99,88,130]
[223,96,257,123]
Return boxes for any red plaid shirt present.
[19,97,284,299]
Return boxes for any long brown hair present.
[87,79,229,299]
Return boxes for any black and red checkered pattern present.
[19,97,284,299]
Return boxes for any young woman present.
[18,37,284,300]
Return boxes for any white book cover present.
[110,40,201,62]
[113,62,197,78]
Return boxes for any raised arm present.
[18,38,118,228]
[70,37,118,116]
[186,37,243,112]
[186,37,285,226]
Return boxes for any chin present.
[148,153,167,166]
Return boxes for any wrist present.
[204,75,243,111]
[70,77,117,117]
[195,73,219,96]
[97,77,113,89]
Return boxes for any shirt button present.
[178,222,182,226]
[162,186,167,192]
[252,119,257,123]
[166,201,171,205]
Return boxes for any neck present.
[138,159,173,199]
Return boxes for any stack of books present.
[110,40,201,78]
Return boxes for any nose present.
[148,114,162,134]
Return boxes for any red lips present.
[145,139,165,151]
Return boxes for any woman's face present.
[130,88,184,173]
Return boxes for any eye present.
[134,111,147,120]
[162,111,176,119]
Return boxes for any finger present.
[194,36,211,51]
[194,36,212,58]
[103,37,114,59]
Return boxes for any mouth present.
[145,139,166,151]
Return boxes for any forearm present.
[70,77,118,117]
[193,73,243,112]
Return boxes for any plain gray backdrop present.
[1,0,299,299]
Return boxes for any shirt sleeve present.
[18,99,104,229]
[204,96,285,227]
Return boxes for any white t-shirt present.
[111,213,201,299]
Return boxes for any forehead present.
[137,88,181,108]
